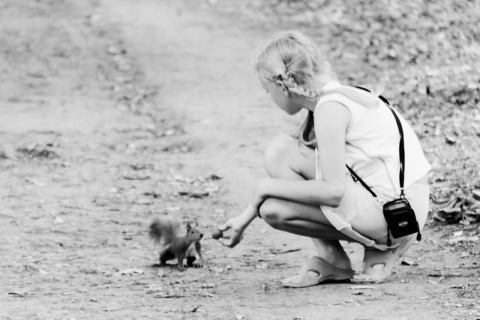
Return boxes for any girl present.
[217,31,431,286]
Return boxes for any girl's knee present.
[259,198,287,229]
[264,135,296,177]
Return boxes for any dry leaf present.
[348,285,376,290]
[8,289,28,297]
[114,268,144,276]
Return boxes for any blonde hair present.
[251,30,382,147]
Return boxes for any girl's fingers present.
[218,235,239,248]
[218,239,233,247]
[218,223,231,232]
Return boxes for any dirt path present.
[1,0,479,319]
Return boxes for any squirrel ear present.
[186,223,192,231]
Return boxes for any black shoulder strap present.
[347,87,406,197]
[346,165,377,198]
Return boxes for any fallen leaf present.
[8,289,28,297]
[449,285,464,289]
[348,285,376,290]
[468,236,479,241]
[177,191,209,199]
[453,230,464,237]
[401,259,418,266]
[262,283,270,293]
[153,292,186,299]
[0,144,16,159]
[130,163,153,170]
[17,143,59,159]
[145,287,163,294]
[472,190,480,201]
[204,174,222,180]
[255,262,269,269]
[191,305,200,313]
[143,191,162,198]
[161,129,176,137]
[447,236,479,244]
[208,266,225,274]
[434,207,462,223]
[114,268,144,276]
[134,197,153,205]
[269,248,302,255]
[123,174,150,180]
[199,292,215,297]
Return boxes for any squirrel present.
[149,214,204,271]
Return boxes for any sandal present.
[282,256,354,288]
[350,248,397,284]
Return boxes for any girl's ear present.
[275,75,290,96]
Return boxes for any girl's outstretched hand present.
[215,200,259,248]
[217,216,247,248]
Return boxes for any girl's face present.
[259,76,302,115]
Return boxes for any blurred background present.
[1,0,479,319]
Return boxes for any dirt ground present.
[1,1,479,319]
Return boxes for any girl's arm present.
[219,101,350,248]
[253,101,351,209]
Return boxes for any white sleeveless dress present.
[315,81,431,249]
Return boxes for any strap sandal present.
[350,248,397,284]
[282,256,354,288]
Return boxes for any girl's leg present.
[262,135,352,270]
[259,197,352,270]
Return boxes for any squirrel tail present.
[149,215,181,246]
